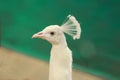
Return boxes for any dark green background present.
[1,0,120,80]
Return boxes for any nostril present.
[38,32,43,35]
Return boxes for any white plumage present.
[32,15,81,80]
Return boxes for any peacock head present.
[32,25,65,45]
[32,15,81,45]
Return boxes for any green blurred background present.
[0,0,120,80]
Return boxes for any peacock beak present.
[32,32,43,38]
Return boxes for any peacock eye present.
[50,32,55,36]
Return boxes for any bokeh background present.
[0,0,120,80]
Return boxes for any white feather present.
[61,15,81,40]
[49,45,72,80]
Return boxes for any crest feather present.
[61,15,81,40]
